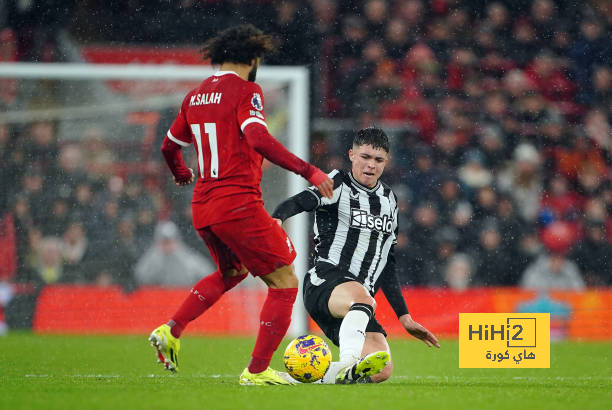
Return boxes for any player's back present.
[168,71,268,227]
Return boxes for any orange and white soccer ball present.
[283,335,332,383]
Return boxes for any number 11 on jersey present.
[191,123,219,178]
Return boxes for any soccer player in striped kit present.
[273,128,440,384]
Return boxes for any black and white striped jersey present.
[304,169,398,294]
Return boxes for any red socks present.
[248,287,298,374]
[169,270,247,338]
[169,274,297,374]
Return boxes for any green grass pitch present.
[1,333,610,410]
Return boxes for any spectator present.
[395,230,425,286]
[443,253,474,290]
[94,215,140,290]
[436,174,462,224]
[509,19,539,67]
[539,174,582,223]
[384,18,412,60]
[425,226,460,287]
[584,107,611,153]
[363,0,388,38]
[472,185,498,224]
[61,220,89,281]
[469,218,514,285]
[520,222,585,291]
[457,149,493,199]
[433,130,463,169]
[41,197,70,237]
[22,121,59,172]
[498,143,543,222]
[396,0,426,40]
[476,125,506,168]
[265,0,317,66]
[529,0,557,46]
[48,144,87,203]
[591,66,612,110]
[20,236,70,286]
[569,219,612,286]
[18,165,47,225]
[404,144,444,201]
[484,2,512,54]
[408,201,440,283]
[135,221,215,287]
[570,15,610,105]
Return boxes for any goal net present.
[0,62,311,334]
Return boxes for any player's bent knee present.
[221,265,248,277]
[260,264,298,289]
[351,295,376,311]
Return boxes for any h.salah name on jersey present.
[350,209,394,234]
[190,92,222,106]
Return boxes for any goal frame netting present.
[0,62,311,335]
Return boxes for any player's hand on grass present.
[308,168,333,199]
[174,168,195,186]
[400,314,440,348]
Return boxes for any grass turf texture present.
[1,333,610,410]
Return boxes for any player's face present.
[349,144,389,188]
[248,58,260,82]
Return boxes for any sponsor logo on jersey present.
[190,92,222,106]
[251,93,263,111]
[249,110,264,119]
[350,209,393,234]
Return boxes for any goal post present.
[0,62,311,335]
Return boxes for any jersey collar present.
[348,171,381,193]
[214,70,239,77]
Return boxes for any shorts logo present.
[286,237,294,254]
[251,93,263,111]
[350,209,393,234]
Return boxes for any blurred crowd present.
[0,0,610,308]
[0,122,214,290]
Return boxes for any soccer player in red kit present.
[148,24,333,385]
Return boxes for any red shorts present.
[196,204,297,277]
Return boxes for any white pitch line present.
[23,374,612,382]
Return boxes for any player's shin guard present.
[248,287,298,374]
[338,303,374,363]
[321,303,374,384]
[169,270,247,338]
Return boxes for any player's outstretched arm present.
[271,190,319,224]
[243,124,332,198]
[379,249,440,348]
[399,314,441,348]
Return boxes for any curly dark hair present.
[353,127,390,152]
[201,24,275,65]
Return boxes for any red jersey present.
[167,71,270,227]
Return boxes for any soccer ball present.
[283,335,332,383]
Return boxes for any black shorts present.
[303,270,387,347]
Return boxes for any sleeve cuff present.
[240,117,268,132]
